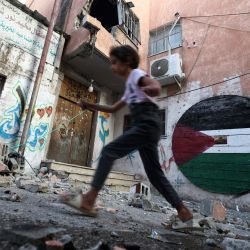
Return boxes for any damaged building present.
[0,0,249,210]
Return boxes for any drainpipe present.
[168,12,181,57]
[18,0,62,157]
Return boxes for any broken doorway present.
[47,77,97,166]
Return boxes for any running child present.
[62,45,193,222]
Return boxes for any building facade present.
[0,0,63,172]
[0,0,249,208]
[145,0,250,208]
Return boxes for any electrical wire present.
[185,24,210,81]
[182,12,250,18]
[7,110,87,150]
[158,72,250,100]
[184,17,250,33]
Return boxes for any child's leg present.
[81,126,148,210]
[139,144,193,222]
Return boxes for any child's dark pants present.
[91,102,182,208]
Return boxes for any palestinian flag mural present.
[172,95,250,195]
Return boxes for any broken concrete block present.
[45,240,64,250]
[213,200,226,221]
[129,182,151,200]
[19,243,38,250]
[38,182,49,193]
[199,217,216,229]
[24,183,39,193]
[0,161,9,172]
[10,225,65,240]
[58,234,75,250]
[16,177,48,193]
[200,199,226,221]
[222,238,250,250]
[0,175,12,187]
[206,238,217,247]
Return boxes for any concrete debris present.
[9,225,65,240]
[106,207,119,214]
[45,240,64,249]
[148,230,183,245]
[15,176,49,193]
[58,234,75,250]
[205,238,217,247]
[0,161,10,172]
[38,166,49,177]
[113,247,126,250]
[129,183,151,200]
[19,243,38,250]
[221,237,250,250]
[110,231,119,238]
[86,241,111,250]
[46,236,76,250]
[0,191,21,202]
[128,195,165,213]
[0,175,12,187]
[200,199,226,221]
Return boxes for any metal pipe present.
[18,0,62,157]
[168,12,181,57]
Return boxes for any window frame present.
[118,0,141,46]
[149,22,182,56]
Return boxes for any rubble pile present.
[0,169,250,249]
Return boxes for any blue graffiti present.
[0,103,21,139]
[99,115,109,145]
[27,123,48,151]
[0,84,26,140]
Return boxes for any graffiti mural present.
[158,141,173,172]
[98,112,110,146]
[92,112,110,164]
[0,81,53,152]
[0,82,27,140]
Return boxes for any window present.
[119,1,141,45]
[123,109,166,136]
[123,114,132,132]
[159,109,166,136]
[0,75,6,97]
[149,23,182,56]
[80,0,141,46]
[89,0,119,32]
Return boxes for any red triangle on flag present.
[172,125,215,166]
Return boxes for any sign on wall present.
[0,0,60,65]
[172,95,250,195]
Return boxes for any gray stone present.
[206,238,217,247]
[10,225,65,240]
[0,176,11,187]
[18,243,38,250]
[222,238,250,250]
[58,234,76,250]
[142,199,153,211]
[216,223,231,235]
[200,199,213,217]
[111,231,119,238]
[151,203,162,213]
[199,217,216,229]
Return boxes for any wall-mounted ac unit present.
[150,53,185,86]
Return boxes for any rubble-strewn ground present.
[0,186,250,250]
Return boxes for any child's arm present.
[77,99,126,113]
[139,77,161,97]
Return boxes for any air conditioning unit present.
[150,53,185,86]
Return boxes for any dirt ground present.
[0,187,249,250]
